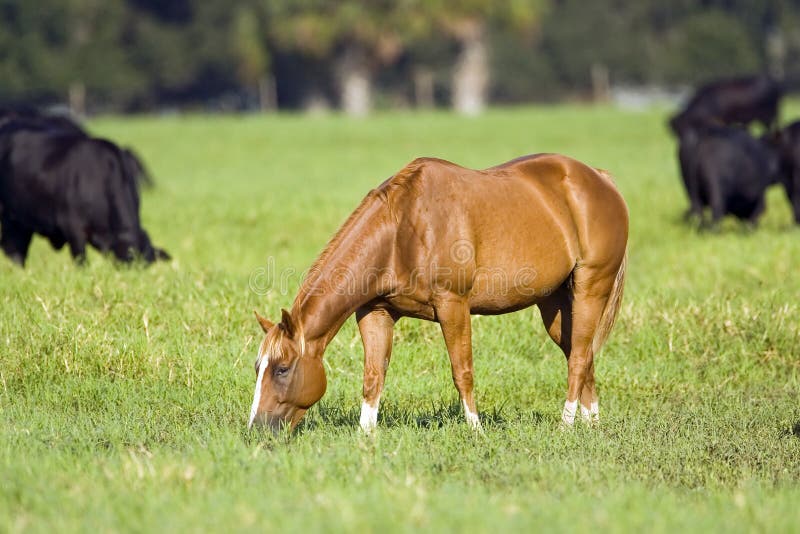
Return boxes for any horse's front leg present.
[356,306,397,433]
[436,298,481,430]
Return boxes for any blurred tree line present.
[0,0,798,114]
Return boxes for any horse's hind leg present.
[539,266,617,426]
[564,264,621,425]
[539,284,594,424]
[356,306,398,433]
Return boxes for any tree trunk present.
[303,92,331,115]
[69,81,86,117]
[258,75,277,111]
[591,63,610,103]
[452,30,488,116]
[766,27,785,80]
[414,68,435,109]
[336,45,371,117]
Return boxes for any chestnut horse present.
[249,154,628,433]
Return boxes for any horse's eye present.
[274,366,290,377]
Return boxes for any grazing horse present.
[249,154,628,433]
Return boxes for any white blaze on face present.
[248,348,269,429]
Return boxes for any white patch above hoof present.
[359,399,379,434]
[580,401,600,424]
[561,399,578,426]
[462,400,482,430]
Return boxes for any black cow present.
[121,147,154,189]
[0,120,169,265]
[669,75,782,136]
[0,107,153,189]
[676,124,781,227]
[0,106,85,134]
[764,121,800,224]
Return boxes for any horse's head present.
[248,309,327,433]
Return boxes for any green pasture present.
[1,105,799,532]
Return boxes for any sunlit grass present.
[1,105,799,532]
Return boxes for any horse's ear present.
[280,308,295,337]
[254,310,274,333]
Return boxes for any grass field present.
[1,105,799,532]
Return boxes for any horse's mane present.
[301,158,430,293]
[303,194,381,285]
[374,157,430,205]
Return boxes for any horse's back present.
[382,154,626,312]
[487,153,628,268]
[388,154,627,261]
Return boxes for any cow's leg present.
[88,231,113,254]
[0,219,33,266]
[60,213,89,264]
[355,306,397,433]
[558,264,618,427]
[746,196,766,227]
[67,235,87,265]
[791,169,800,225]
[762,108,778,134]
[47,235,66,251]
[702,171,725,229]
[683,159,704,223]
[436,298,480,429]
[678,146,701,222]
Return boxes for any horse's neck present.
[293,198,394,350]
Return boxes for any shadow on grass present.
[312,400,546,431]
[242,400,550,445]
[668,209,797,235]
[243,404,553,447]
[776,420,800,440]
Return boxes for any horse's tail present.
[591,249,627,356]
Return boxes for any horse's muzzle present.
[249,411,295,435]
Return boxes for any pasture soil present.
[1,106,799,532]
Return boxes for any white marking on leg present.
[579,401,600,424]
[248,353,269,429]
[462,399,481,429]
[562,399,578,426]
[359,398,379,433]
[590,401,599,422]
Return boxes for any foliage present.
[1,0,798,110]
[662,9,761,83]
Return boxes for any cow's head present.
[113,229,170,264]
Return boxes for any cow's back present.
[682,75,781,127]
[0,130,84,234]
